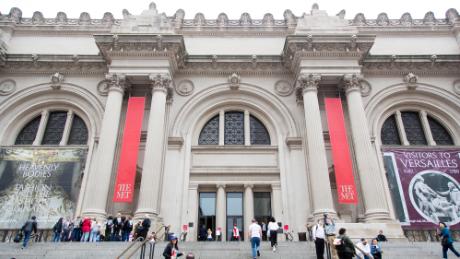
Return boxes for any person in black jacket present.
[137,215,151,240]
[122,216,133,241]
[112,213,124,241]
[52,218,63,242]
[163,234,183,259]
[21,216,37,249]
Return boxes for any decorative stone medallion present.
[175,80,194,96]
[96,80,109,96]
[360,79,372,97]
[274,80,294,96]
[453,79,460,96]
[0,79,16,96]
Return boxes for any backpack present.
[334,237,345,253]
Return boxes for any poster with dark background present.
[0,147,86,229]
[383,148,460,230]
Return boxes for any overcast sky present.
[1,0,459,20]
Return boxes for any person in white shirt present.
[248,219,262,259]
[232,224,240,241]
[312,220,326,259]
[215,227,221,241]
[355,238,371,259]
[267,217,279,252]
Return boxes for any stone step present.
[0,241,447,259]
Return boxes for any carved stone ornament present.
[359,80,372,97]
[404,72,418,90]
[228,73,241,90]
[97,80,110,96]
[343,74,363,92]
[149,73,171,92]
[175,80,194,96]
[453,79,460,96]
[115,2,174,33]
[274,80,294,96]
[297,73,321,92]
[105,73,126,92]
[50,72,64,90]
[0,79,16,96]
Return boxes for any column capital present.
[297,73,321,94]
[271,183,281,190]
[189,183,199,190]
[244,184,254,189]
[149,73,171,94]
[216,183,226,189]
[105,73,127,93]
[342,73,363,94]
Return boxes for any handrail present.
[116,225,164,259]
[116,237,144,259]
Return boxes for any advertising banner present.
[113,97,145,203]
[0,147,86,229]
[325,98,358,204]
[383,148,460,229]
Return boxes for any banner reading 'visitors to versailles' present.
[383,148,460,230]
[0,147,86,229]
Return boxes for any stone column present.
[395,111,410,146]
[420,110,436,146]
[219,110,225,146]
[343,74,391,222]
[59,110,74,146]
[135,74,171,220]
[187,184,199,241]
[297,74,336,219]
[33,109,49,145]
[216,184,226,241]
[244,184,254,241]
[244,110,250,146]
[82,74,125,219]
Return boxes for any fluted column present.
[135,74,171,220]
[82,74,126,219]
[244,184,254,241]
[343,74,391,222]
[298,74,336,218]
[216,184,226,241]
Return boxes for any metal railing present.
[117,225,165,259]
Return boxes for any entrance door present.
[254,192,272,241]
[198,192,216,241]
[226,192,244,241]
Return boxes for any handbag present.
[13,232,23,243]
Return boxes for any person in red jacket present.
[81,217,92,242]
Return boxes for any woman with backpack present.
[335,228,355,259]
[52,218,63,242]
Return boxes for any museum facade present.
[0,3,459,241]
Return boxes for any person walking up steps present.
[21,216,37,249]
[439,222,460,259]
[249,218,262,259]
[267,217,279,252]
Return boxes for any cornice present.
[0,54,107,75]
[1,6,458,37]
[94,34,186,71]
[362,55,460,76]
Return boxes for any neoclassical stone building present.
[0,3,459,241]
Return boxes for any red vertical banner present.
[113,97,145,203]
[324,98,358,204]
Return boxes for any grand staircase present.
[0,240,445,259]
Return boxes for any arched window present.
[198,115,219,145]
[380,110,454,146]
[198,110,270,146]
[15,110,89,146]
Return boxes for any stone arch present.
[171,82,300,145]
[365,83,460,146]
[0,82,104,145]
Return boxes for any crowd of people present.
[16,214,460,259]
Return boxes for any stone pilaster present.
[297,74,336,219]
[82,73,126,219]
[343,74,391,222]
[216,184,226,241]
[243,184,254,241]
[135,73,171,221]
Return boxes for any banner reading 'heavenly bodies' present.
[324,98,358,204]
[113,97,145,203]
